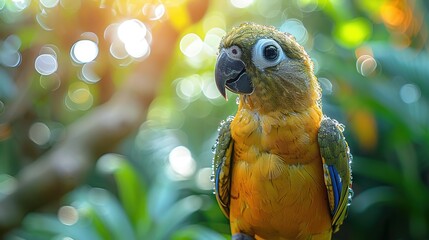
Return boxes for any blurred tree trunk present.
[0,0,210,236]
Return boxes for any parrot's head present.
[215,22,320,112]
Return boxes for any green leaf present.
[171,225,226,240]
[113,156,149,230]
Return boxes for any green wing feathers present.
[212,116,234,218]
[318,117,353,232]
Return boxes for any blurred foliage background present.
[0,0,429,239]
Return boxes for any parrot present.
[212,22,353,240]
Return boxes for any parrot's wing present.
[318,117,353,233]
[212,116,234,218]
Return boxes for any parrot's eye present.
[263,45,278,61]
[252,38,286,70]
[226,45,242,60]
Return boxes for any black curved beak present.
[215,50,253,99]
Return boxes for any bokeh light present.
[334,18,372,47]
[0,100,4,115]
[356,55,377,77]
[40,0,60,8]
[142,3,166,20]
[201,74,221,100]
[175,75,203,102]
[35,54,58,75]
[381,3,406,29]
[71,40,99,64]
[60,0,81,11]
[0,35,21,68]
[204,28,226,55]
[36,11,54,31]
[58,206,79,226]
[196,168,213,190]
[124,38,150,59]
[40,73,61,91]
[9,0,30,12]
[65,82,93,111]
[400,83,421,104]
[230,0,253,8]
[28,122,51,146]
[202,12,226,32]
[118,19,147,44]
[313,34,334,52]
[117,19,151,59]
[0,174,17,195]
[296,0,319,13]
[96,154,123,174]
[180,33,203,58]
[318,77,333,95]
[88,188,109,206]
[168,146,196,179]
[110,41,129,60]
[81,62,101,84]
[256,0,281,18]
[280,19,308,44]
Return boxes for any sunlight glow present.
[118,19,147,44]
[125,39,150,59]
[71,40,98,64]
[230,0,253,8]
[168,146,196,178]
[117,19,150,59]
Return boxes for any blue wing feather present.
[318,117,352,232]
[215,162,222,197]
[328,165,342,214]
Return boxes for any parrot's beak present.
[215,49,253,99]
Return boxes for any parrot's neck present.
[239,93,320,114]
[238,73,321,114]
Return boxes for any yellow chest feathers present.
[230,104,323,166]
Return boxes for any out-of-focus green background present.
[1,0,428,239]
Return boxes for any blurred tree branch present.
[0,0,210,236]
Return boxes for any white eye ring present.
[225,45,242,60]
[252,38,286,70]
